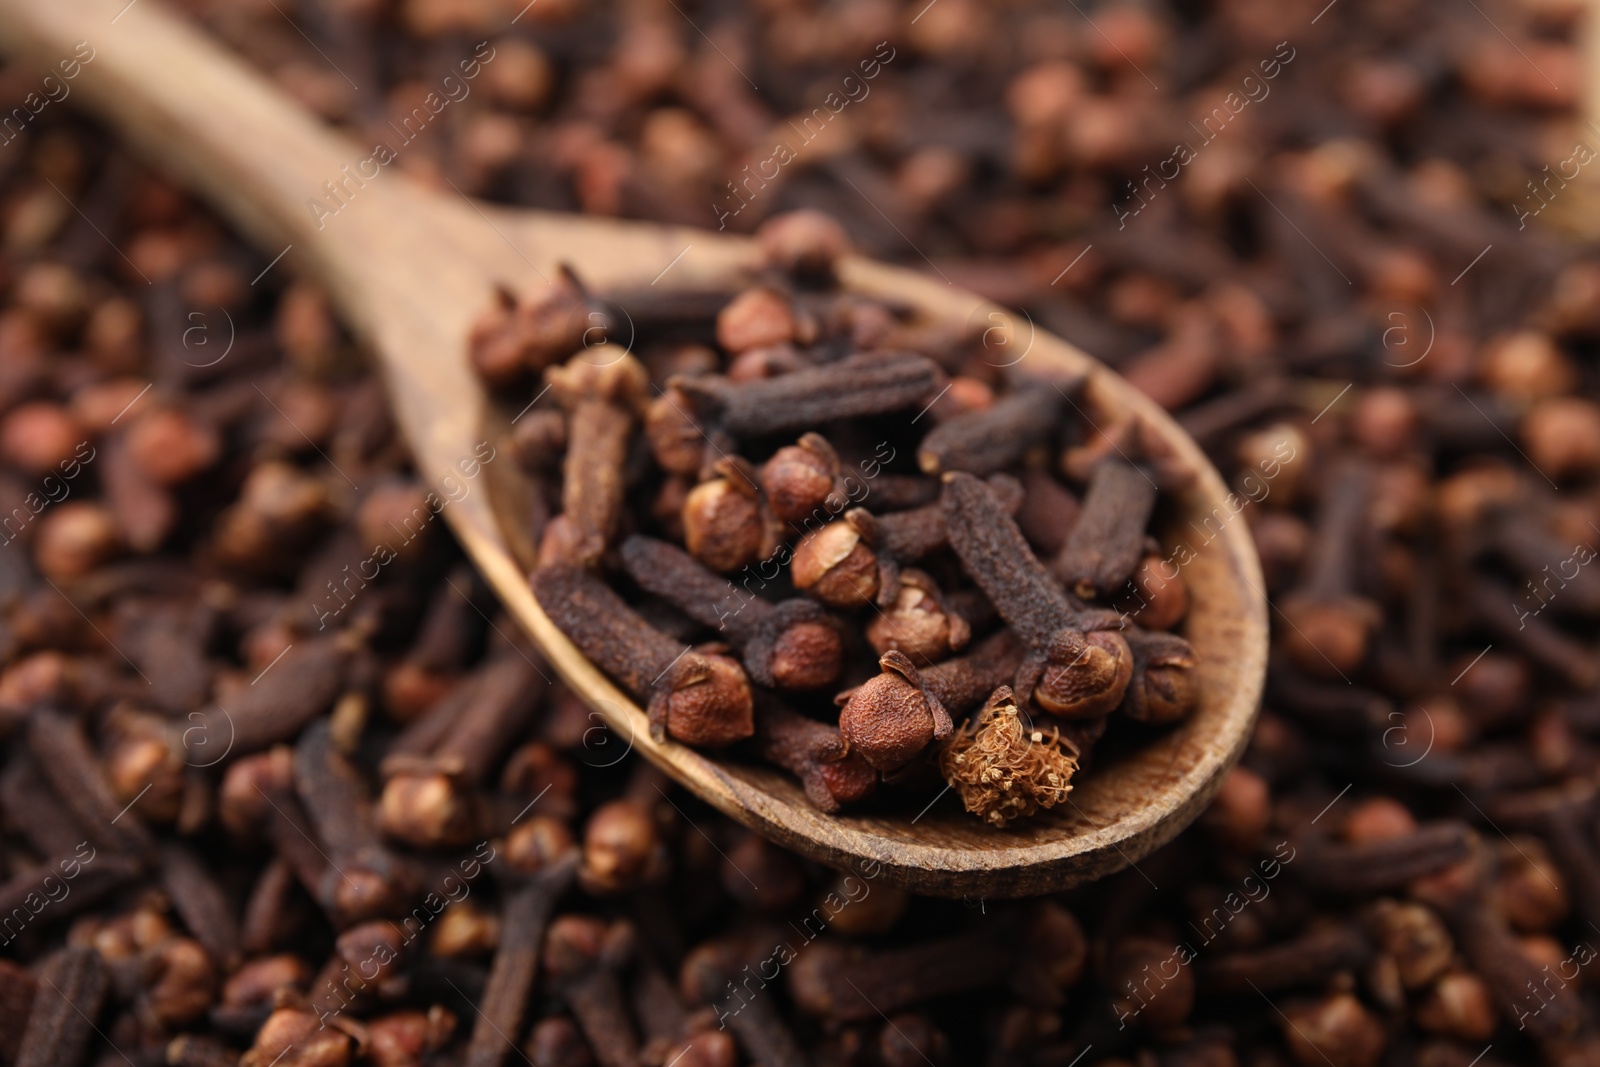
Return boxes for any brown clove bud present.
[543,916,640,1067]
[865,569,972,662]
[836,651,955,772]
[942,473,1133,718]
[671,352,941,438]
[578,798,664,894]
[544,347,650,568]
[760,432,847,524]
[917,380,1070,476]
[937,687,1080,827]
[1121,627,1199,724]
[620,535,842,690]
[468,272,592,386]
[1051,454,1158,601]
[793,474,1021,610]
[682,457,779,575]
[750,698,877,813]
[532,564,754,746]
[644,386,708,476]
[757,210,851,277]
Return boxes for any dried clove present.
[532,563,753,747]
[941,472,1133,718]
[15,946,109,1067]
[544,348,650,568]
[750,697,878,812]
[671,352,941,438]
[620,534,842,690]
[917,379,1070,476]
[542,916,640,1067]
[465,817,578,1067]
[937,686,1080,826]
[1051,454,1158,601]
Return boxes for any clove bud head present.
[1032,629,1133,718]
[866,570,971,662]
[578,798,663,894]
[651,651,755,747]
[1123,633,1199,724]
[545,346,650,409]
[240,1007,354,1067]
[938,686,1079,827]
[837,651,954,772]
[378,771,476,849]
[644,388,706,475]
[544,915,635,981]
[761,433,844,524]
[817,750,881,808]
[757,209,851,277]
[766,617,845,690]
[1280,594,1381,678]
[503,813,577,876]
[683,475,767,574]
[792,521,880,608]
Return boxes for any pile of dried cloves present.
[483,211,1199,827]
[13,0,1600,1064]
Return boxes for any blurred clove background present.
[5,0,1600,1065]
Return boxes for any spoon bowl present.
[0,0,1268,896]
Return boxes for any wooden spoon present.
[0,0,1267,896]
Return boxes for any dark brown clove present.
[864,569,971,662]
[671,352,941,438]
[293,719,414,923]
[941,472,1132,717]
[1292,822,1474,896]
[159,842,240,969]
[913,629,1027,714]
[1485,780,1600,934]
[644,386,709,477]
[1051,454,1158,601]
[545,349,650,567]
[532,564,754,747]
[1461,573,1600,689]
[542,915,640,1067]
[182,634,351,764]
[1279,457,1381,679]
[760,432,848,525]
[918,380,1070,476]
[1416,843,1584,1043]
[1121,627,1200,724]
[578,798,663,894]
[379,651,545,848]
[835,651,954,773]
[788,919,1022,1022]
[1200,924,1374,993]
[793,473,1022,610]
[468,272,592,386]
[682,937,809,1067]
[238,857,299,955]
[28,709,154,857]
[681,456,779,575]
[835,635,1025,782]
[465,816,578,1067]
[620,534,842,690]
[750,697,877,812]
[16,946,109,1067]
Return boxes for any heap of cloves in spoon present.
[479,211,1201,826]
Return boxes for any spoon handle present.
[0,0,377,256]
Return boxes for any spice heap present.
[5,0,1600,1063]
[488,211,1200,826]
